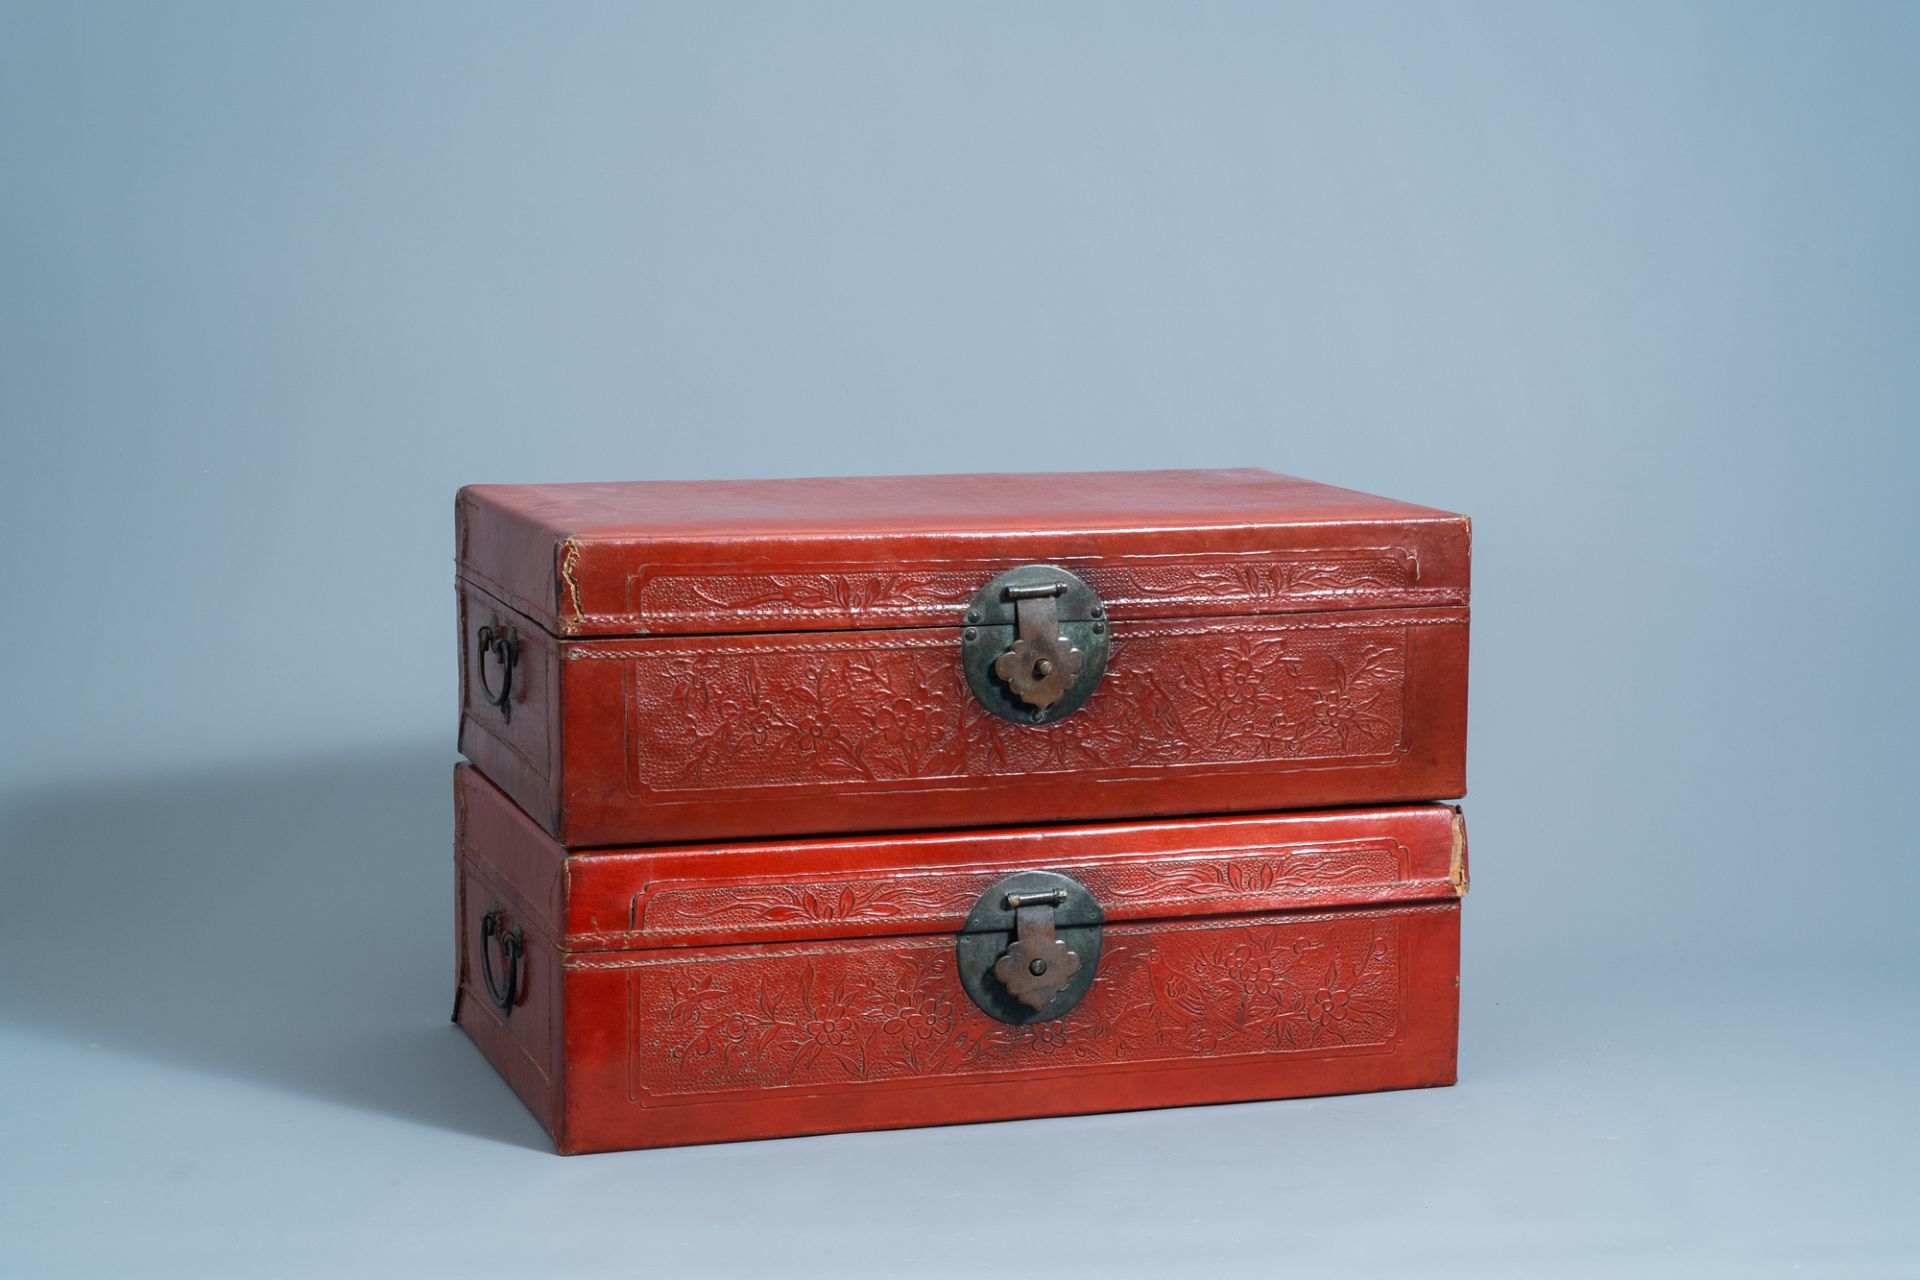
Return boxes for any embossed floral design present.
[884,992,955,1042]
[1297,643,1401,754]
[1119,558,1410,607]
[872,695,929,748]
[793,707,843,755]
[671,1008,759,1066]
[777,668,854,761]
[1177,638,1302,745]
[778,965,870,1076]
[733,699,781,748]
[1309,689,1360,734]
[1210,937,1309,1033]
[1029,1020,1075,1051]
[1277,939,1398,1050]
[678,879,961,927]
[1181,1024,1223,1054]
[675,661,878,782]
[1306,987,1351,1024]
[1132,920,1405,1056]
[632,624,1408,791]
[634,555,1421,629]
[669,973,719,1004]
[1229,942,1298,1006]
[662,974,758,1067]
[677,572,961,623]
[634,917,1406,1098]
[854,666,963,777]
[876,964,959,1044]
[803,1010,856,1047]
[1109,849,1396,902]
[713,662,783,749]
[866,963,976,1074]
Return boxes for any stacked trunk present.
[453,469,1470,1153]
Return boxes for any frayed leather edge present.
[1449,806,1470,897]
[557,537,585,634]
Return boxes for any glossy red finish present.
[452,765,1468,1154]
[456,469,1470,846]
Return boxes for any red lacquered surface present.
[453,765,1467,1154]
[456,469,1470,846]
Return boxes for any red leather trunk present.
[456,469,1469,847]
[452,765,1467,1154]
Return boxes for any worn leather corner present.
[1448,806,1470,896]
[557,536,585,634]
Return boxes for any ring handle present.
[475,623,517,723]
[479,907,523,1015]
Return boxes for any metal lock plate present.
[956,871,1104,1024]
[961,565,1109,725]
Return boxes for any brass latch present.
[994,888,1081,1010]
[995,584,1086,713]
[956,871,1105,1023]
[961,565,1110,725]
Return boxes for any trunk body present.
[455,469,1470,846]
[453,766,1467,1154]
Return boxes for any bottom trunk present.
[453,766,1466,1154]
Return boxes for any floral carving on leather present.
[628,622,1410,793]
[629,553,1421,629]
[1120,558,1406,606]
[1298,642,1401,753]
[1103,845,1403,901]
[658,963,874,1080]
[1133,926,1396,1054]
[1174,636,1305,747]
[679,573,958,621]
[665,879,965,928]
[650,649,971,785]
[635,844,1408,941]
[627,915,1404,1099]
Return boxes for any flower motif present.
[731,699,781,748]
[1310,689,1360,731]
[675,1008,758,1065]
[1305,987,1351,1024]
[775,963,873,1077]
[1228,942,1291,998]
[794,708,842,753]
[1027,1021,1072,1054]
[1178,640,1296,743]
[1298,651,1398,754]
[1217,666,1262,715]
[803,1011,856,1046]
[881,989,956,1042]
[669,974,721,1005]
[872,694,931,749]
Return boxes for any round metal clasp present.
[961,565,1109,725]
[956,870,1104,1024]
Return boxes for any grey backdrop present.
[3,3,1916,1276]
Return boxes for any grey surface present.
[2,3,1916,1276]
